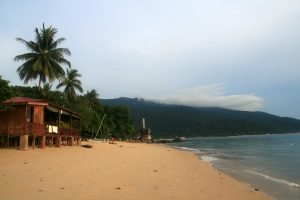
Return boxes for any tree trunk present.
[38,77,42,89]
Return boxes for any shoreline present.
[162,144,277,194]
[166,144,273,197]
[0,142,270,200]
[167,134,300,200]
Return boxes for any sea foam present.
[172,146,202,154]
[201,155,218,162]
[245,170,300,188]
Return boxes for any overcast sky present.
[0,0,300,118]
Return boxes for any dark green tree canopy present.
[85,89,100,110]
[0,76,14,102]
[14,23,71,87]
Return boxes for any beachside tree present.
[14,23,71,88]
[85,89,100,110]
[56,68,83,100]
[41,83,52,100]
[0,76,14,103]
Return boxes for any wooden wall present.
[0,105,45,135]
[0,106,26,135]
[33,106,44,124]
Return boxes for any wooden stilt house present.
[0,97,81,150]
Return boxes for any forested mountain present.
[102,97,300,138]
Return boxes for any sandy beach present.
[0,142,270,200]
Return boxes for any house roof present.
[3,97,48,106]
[47,103,81,118]
[2,97,81,118]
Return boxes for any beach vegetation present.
[85,89,100,111]
[14,23,71,88]
[1,74,135,140]
[56,68,83,100]
[0,76,14,102]
[3,24,135,140]
[0,76,15,110]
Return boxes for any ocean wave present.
[170,146,218,165]
[172,146,202,154]
[201,155,218,163]
[244,170,300,188]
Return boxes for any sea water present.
[167,133,300,200]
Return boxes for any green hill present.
[102,97,300,138]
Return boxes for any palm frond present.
[17,58,39,83]
[50,38,66,49]
[48,58,66,81]
[49,48,71,56]
[16,38,37,51]
[14,53,38,62]
[73,83,83,93]
[34,28,43,47]
[56,81,65,89]
[72,79,82,85]
[15,24,71,87]
[55,57,71,68]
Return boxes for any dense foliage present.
[0,76,14,102]
[102,97,300,138]
[0,76,15,110]
[0,76,135,139]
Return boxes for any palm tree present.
[14,23,71,87]
[41,83,52,100]
[85,89,100,110]
[56,68,83,99]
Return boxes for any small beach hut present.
[0,97,81,150]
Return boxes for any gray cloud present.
[144,84,263,111]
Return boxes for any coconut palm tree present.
[85,89,100,110]
[14,24,71,87]
[41,83,52,100]
[56,68,83,99]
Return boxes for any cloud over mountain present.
[145,84,263,111]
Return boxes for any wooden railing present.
[59,127,80,136]
[0,123,80,137]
